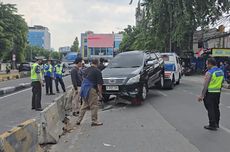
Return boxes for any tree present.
[0,3,28,62]
[121,0,230,53]
[71,37,79,52]
[25,45,61,61]
[50,51,61,60]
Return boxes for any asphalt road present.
[50,76,230,152]
[150,76,230,152]
[0,75,72,134]
[0,77,30,89]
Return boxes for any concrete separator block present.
[0,119,43,152]
[54,94,66,121]
[39,102,64,144]
[64,88,74,114]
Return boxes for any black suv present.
[102,51,164,104]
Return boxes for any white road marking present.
[0,88,32,100]
[156,91,168,97]
[0,85,72,100]
[226,106,230,109]
[220,125,230,134]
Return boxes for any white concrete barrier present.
[38,88,74,145]
[0,119,43,152]
[54,94,66,121]
[64,88,74,115]
[39,102,64,144]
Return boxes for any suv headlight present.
[126,74,140,85]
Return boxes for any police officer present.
[54,61,66,93]
[44,59,55,95]
[31,57,44,111]
[198,58,224,131]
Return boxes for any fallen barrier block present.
[0,119,42,152]
[39,102,64,144]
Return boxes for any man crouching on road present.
[198,58,224,131]
[77,58,103,126]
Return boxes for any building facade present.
[28,25,51,50]
[81,32,123,59]
[193,27,230,55]
[59,46,71,53]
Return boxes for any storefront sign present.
[212,48,230,57]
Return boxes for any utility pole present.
[169,0,172,52]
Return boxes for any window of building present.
[107,48,113,55]
[90,48,94,56]
[101,48,106,55]
[95,48,100,55]
[84,46,88,57]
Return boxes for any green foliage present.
[121,0,230,53]
[71,37,79,52]
[24,45,60,61]
[50,51,61,60]
[0,3,28,62]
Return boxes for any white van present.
[161,53,182,89]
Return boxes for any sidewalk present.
[49,103,200,152]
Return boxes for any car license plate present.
[106,86,119,91]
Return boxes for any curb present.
[0,74,70,97]
[0,83,31,96]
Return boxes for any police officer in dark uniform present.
[31,57,44,111]
[44,59,55,95]
[198,58,224,131]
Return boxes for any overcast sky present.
[2,0,136,50]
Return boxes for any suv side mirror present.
[147,60,157,65]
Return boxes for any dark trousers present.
[55,77,66,92]
[45,76,53,94]
[204,92,221,127]
[32,81,42,109]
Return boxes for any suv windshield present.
[108,53,144,68]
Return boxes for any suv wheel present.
[176,74,181,85]
[140,84,148,101]
[136,84,147,104]
[156,74,164,89]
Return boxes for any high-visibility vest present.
[208,67,224,93]
[44,64,52,76]
[31,63,41,82]
[55,64,63,75]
